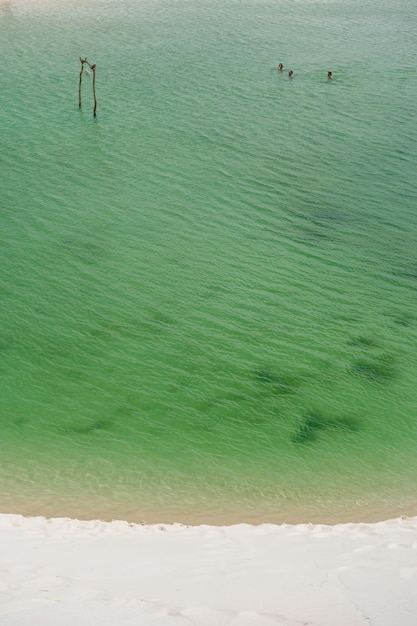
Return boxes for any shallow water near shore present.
[1,0,417,524]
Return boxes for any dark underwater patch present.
[311,209,347,225]
[391,265,417,281]
[69,418,113,435]
[254,368,278,384]
[253,368,300,395]
[391,313,415,327]
[292,412,360,444]
[348,354,395,384]
[59,238,105,267]
[292,412,327,444]
[346,336,379,349]
[299,228,332,245]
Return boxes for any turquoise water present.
[1,0,417,523]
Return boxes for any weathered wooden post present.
[78,57,85,108]
[79,57,97,117]
[91,64,97,117]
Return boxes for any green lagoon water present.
[1,0,417,523]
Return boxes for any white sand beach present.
[1,514,417,625]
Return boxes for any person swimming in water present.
[288,70,294,78]
[278,63,285,71]
[327,71,334,79]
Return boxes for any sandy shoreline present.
[1,513,417,626]
[3,498,417,527]
[3,485,417,527]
